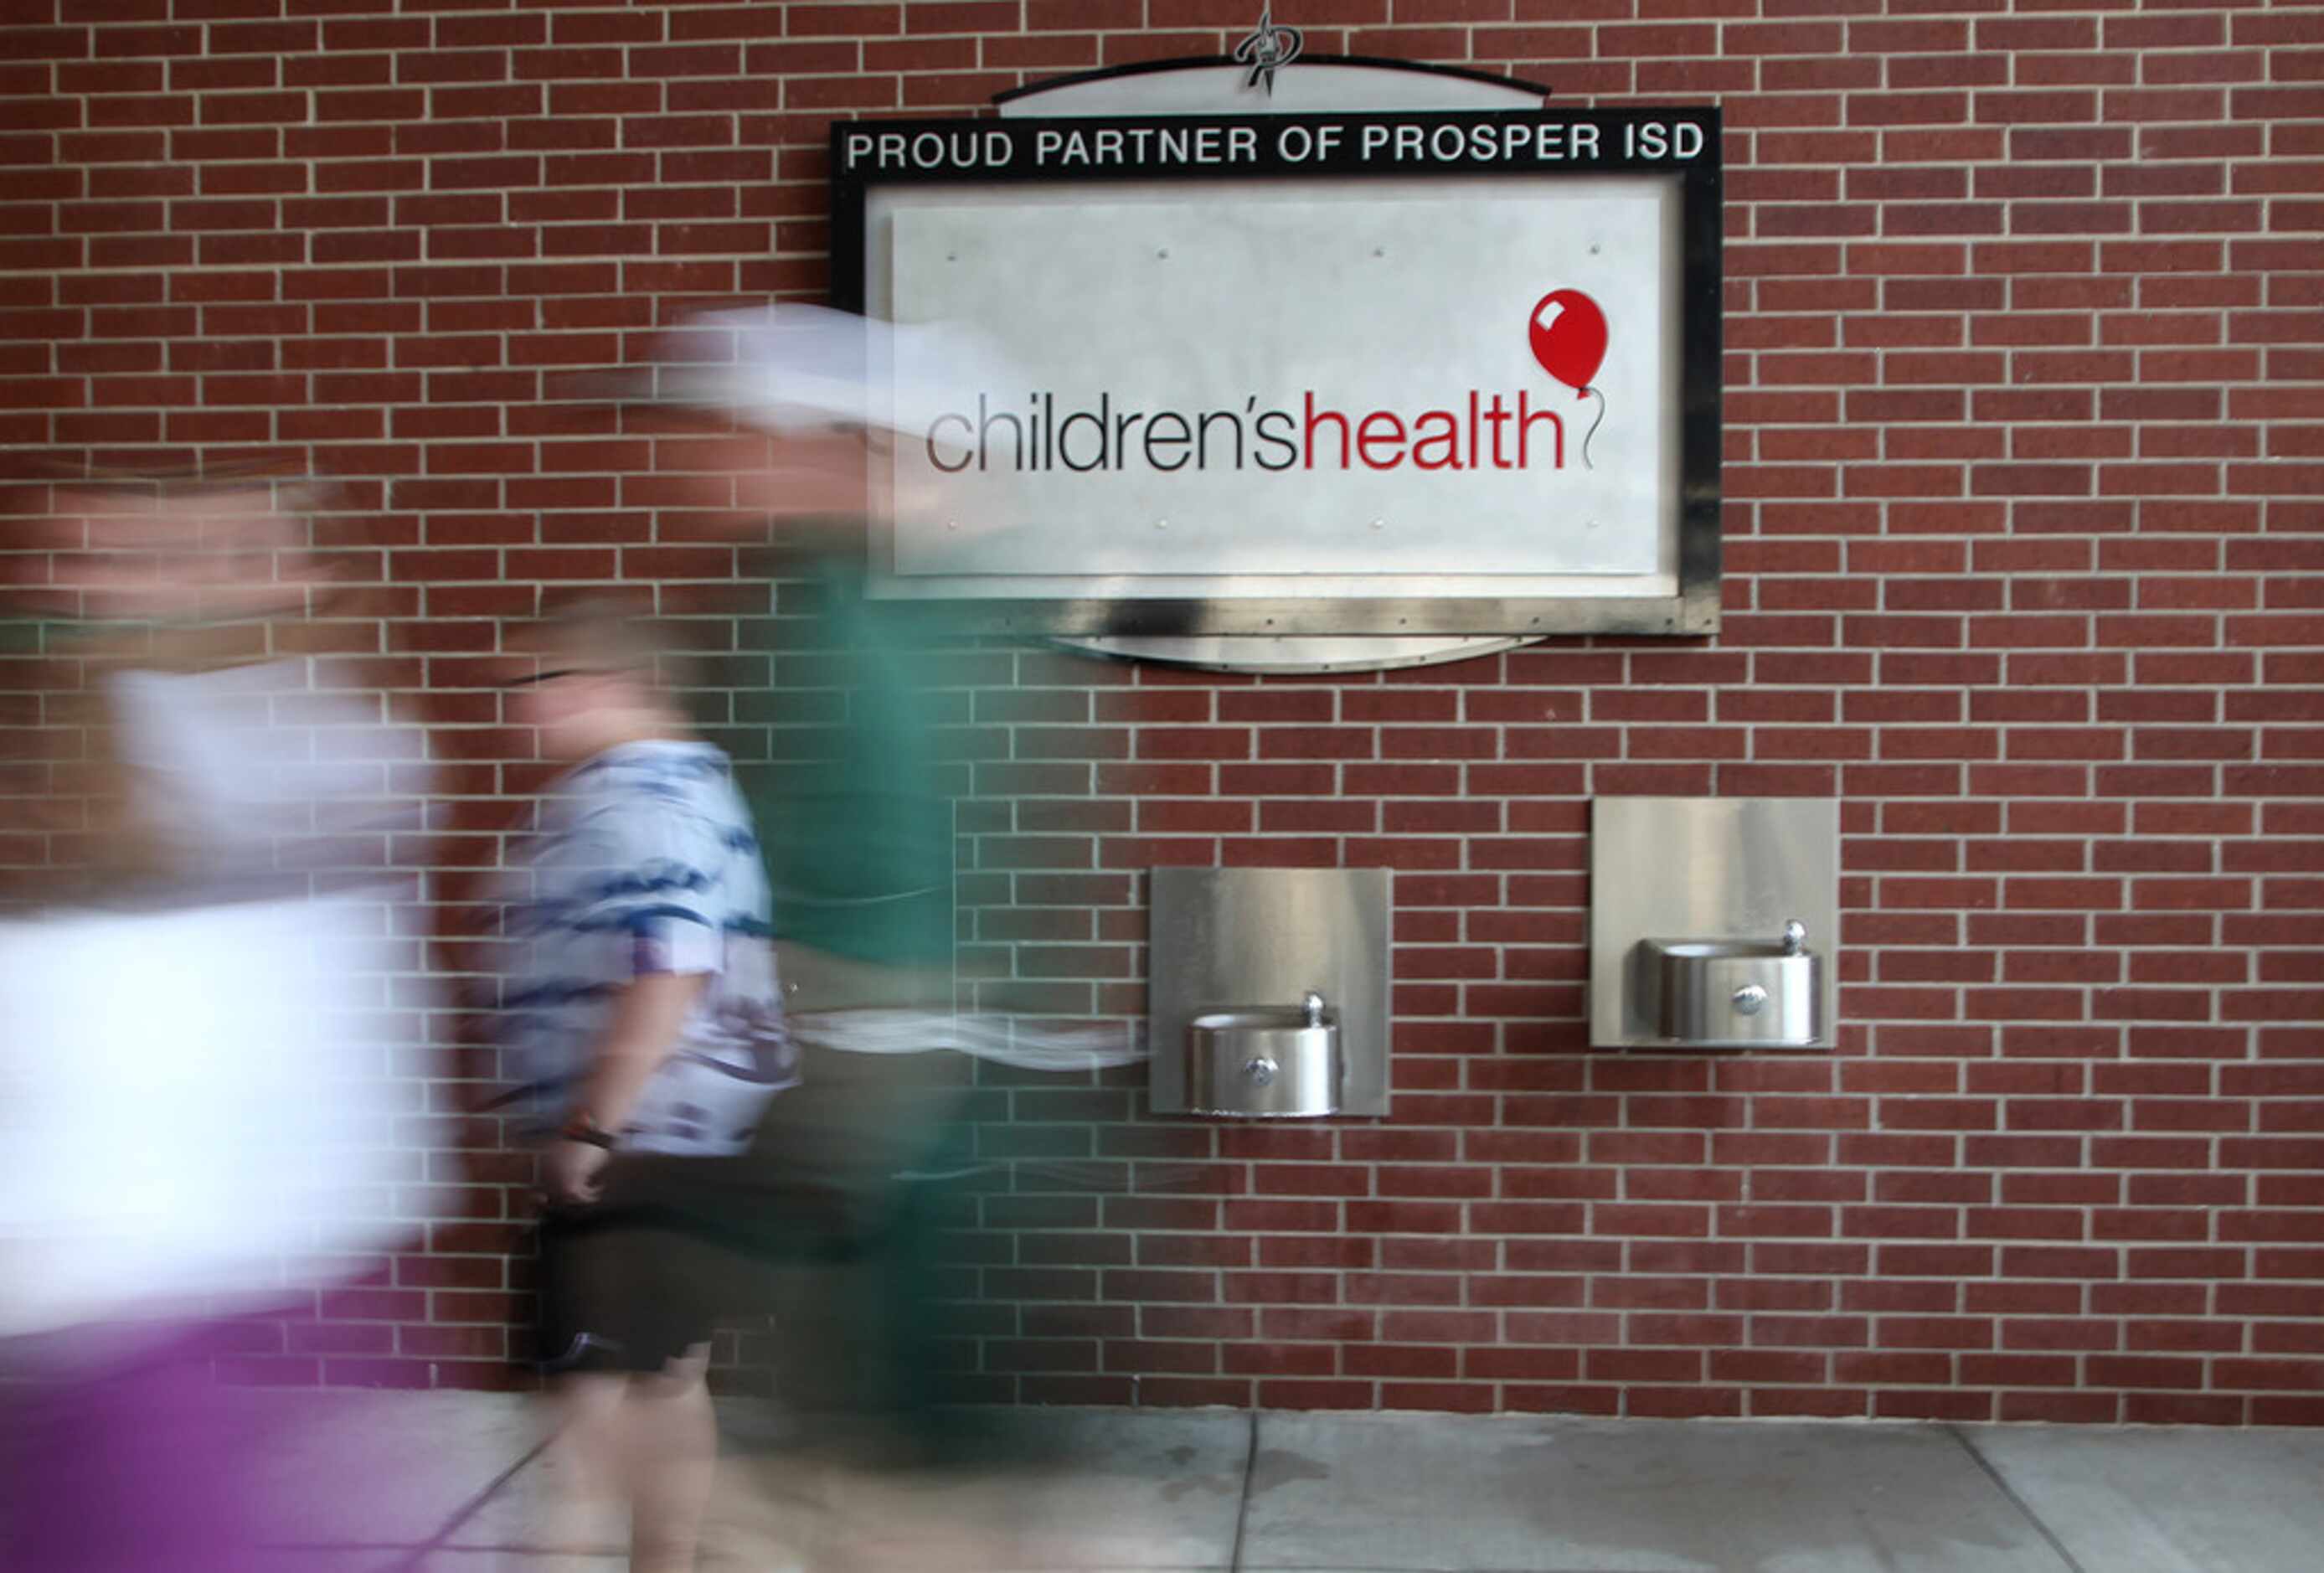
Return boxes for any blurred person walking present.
[595,308,1028,1451]
[541,310,1153,1568]
[0,466,432,1570]
[497,594,798,1571]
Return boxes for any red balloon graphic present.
[1529,288,1607,400]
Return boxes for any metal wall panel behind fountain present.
[1148,867,1392,1116]
[1589,797,1839,1050]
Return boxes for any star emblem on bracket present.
[1233,3,1304,96]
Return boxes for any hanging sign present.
[831,105,1720,638]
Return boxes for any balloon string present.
[1581,385,1605,471]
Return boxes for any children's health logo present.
[1528,287,1609,470]
[920,286,1614,477]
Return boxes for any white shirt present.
[0,659,431,1335]
[500,740,797,1156]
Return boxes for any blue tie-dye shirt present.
[500,740,797,1157]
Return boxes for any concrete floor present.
[234,1394,2324,1572]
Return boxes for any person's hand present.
[545,1137,611,1206]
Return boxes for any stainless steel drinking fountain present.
[1150,868,1390,1117]
[1636,919,1822,1049]
[1185,990,1343,1117]
[1590,799,1839,1051]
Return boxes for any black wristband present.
[559,1113,617,1150]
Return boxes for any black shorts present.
[536,1199,735,1377]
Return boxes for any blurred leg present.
[538,1199,731,1569]
[626,1345,717,1573]
[545,1371,630,1555]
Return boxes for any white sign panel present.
[889,185,1673,580]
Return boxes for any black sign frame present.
[828,106,1722,640]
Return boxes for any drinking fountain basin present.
[1636,927,1821,1049]
[1183,992,1342,1117]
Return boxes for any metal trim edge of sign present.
[989,54,1558,108]
[829,104,1723,643]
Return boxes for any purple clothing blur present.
[1,1327,262,1570]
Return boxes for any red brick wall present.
[4,1,2321,1423]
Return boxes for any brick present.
[5,4,2314,1417]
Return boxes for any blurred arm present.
[569,969,710,1135]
